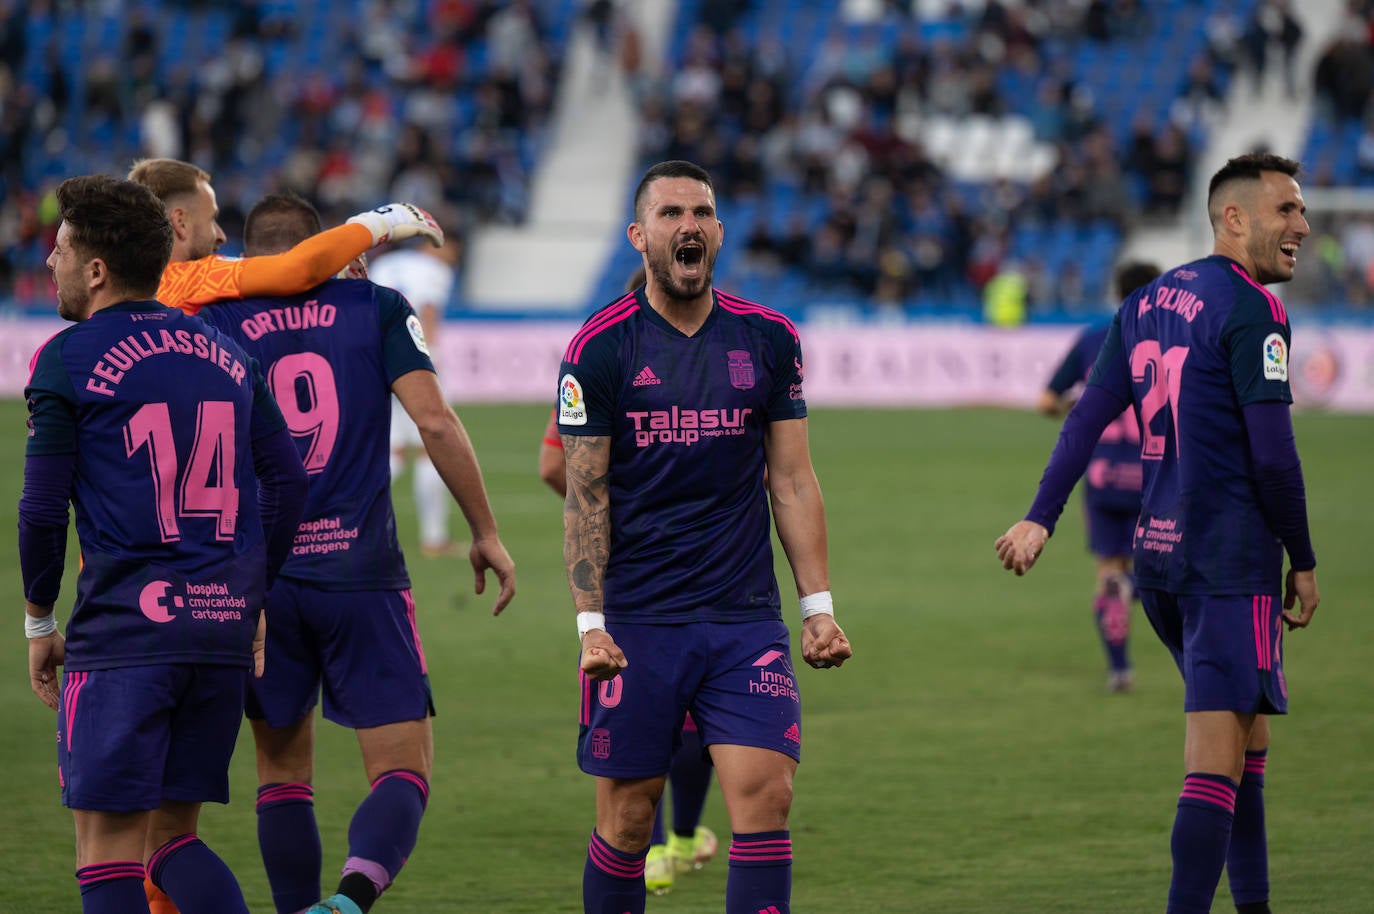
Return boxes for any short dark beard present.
[56,288,90,322]
[647,249,714,302]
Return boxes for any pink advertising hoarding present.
[1,318,1370,412]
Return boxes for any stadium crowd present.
[0,0,569,306]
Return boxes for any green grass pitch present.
[2,401,1370,913]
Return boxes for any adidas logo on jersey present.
[632,366,662,387]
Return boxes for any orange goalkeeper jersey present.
[159,222,373,315]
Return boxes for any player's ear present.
[627,221,646,253]
[168,205,191,242]
[85,255,109,293]
[1224,201,1246,235]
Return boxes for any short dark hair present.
[1206,152,1302,218]
[1114,260,1161,299]
[243,191,322,255]
[56,174,173,297]
[632,160,715,221]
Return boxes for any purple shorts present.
[58,664,247,811]
[1083,503,1136,558]
[245,578,434,729]
[577,619,802,778]
[1139,589,1287,714]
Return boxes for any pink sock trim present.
[75,860,145,886]
[371,769,429,808]
[587,831,645,879]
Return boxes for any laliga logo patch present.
[1262,332,1288,382]
[560,373,588,426]
[405,314,431,356]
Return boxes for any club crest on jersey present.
[405,314,431,356]
[560,373,588,426]
[1263,332,1288,381]
[727,349,755,390]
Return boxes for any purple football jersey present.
[557,288,807,623]
[1087,255,1294,594]
[198,278,433,590]
[25,301,282,670]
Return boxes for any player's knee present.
[761,781,795,822]
[732,776,794,827]
[600,807,656,851]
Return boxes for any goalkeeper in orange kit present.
[128,158,444,315]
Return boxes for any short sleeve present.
[558,337,619,437]
[1223,290,1293,406]
[376,284,437,383]
[764,324,807,422]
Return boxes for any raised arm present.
[169,204,445,312]
[238,223,375,298]
[392,368,515,615]
[242,202,443,297]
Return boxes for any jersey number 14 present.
[124,401,240,543]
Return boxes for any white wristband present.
[577,611,607,640]
[25,612,57,639]
[800,590,834,620]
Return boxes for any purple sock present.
[1228,750,1270,906]
[341,770,429,898]
[1093,593,1131,673]
[1168,773,1236,914]
[726,830,791,914]
[670,727,713,836]
[583,829,646,914]
[149,834,249,914]
[257,781,322,913]
[76,862,148,914]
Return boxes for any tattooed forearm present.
[563,435,611,613]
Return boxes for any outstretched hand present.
[470,535,516,616]
[995,520,1050,576]
[580,629,627,681]
[801,613,852,669]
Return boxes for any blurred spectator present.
[1243,0,1304,97]
[1141,123,1192,216]
[1171,54,1227,136]
[1312,34,1374,123]
[983,261,1029,326]
[2,0,1333,320]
